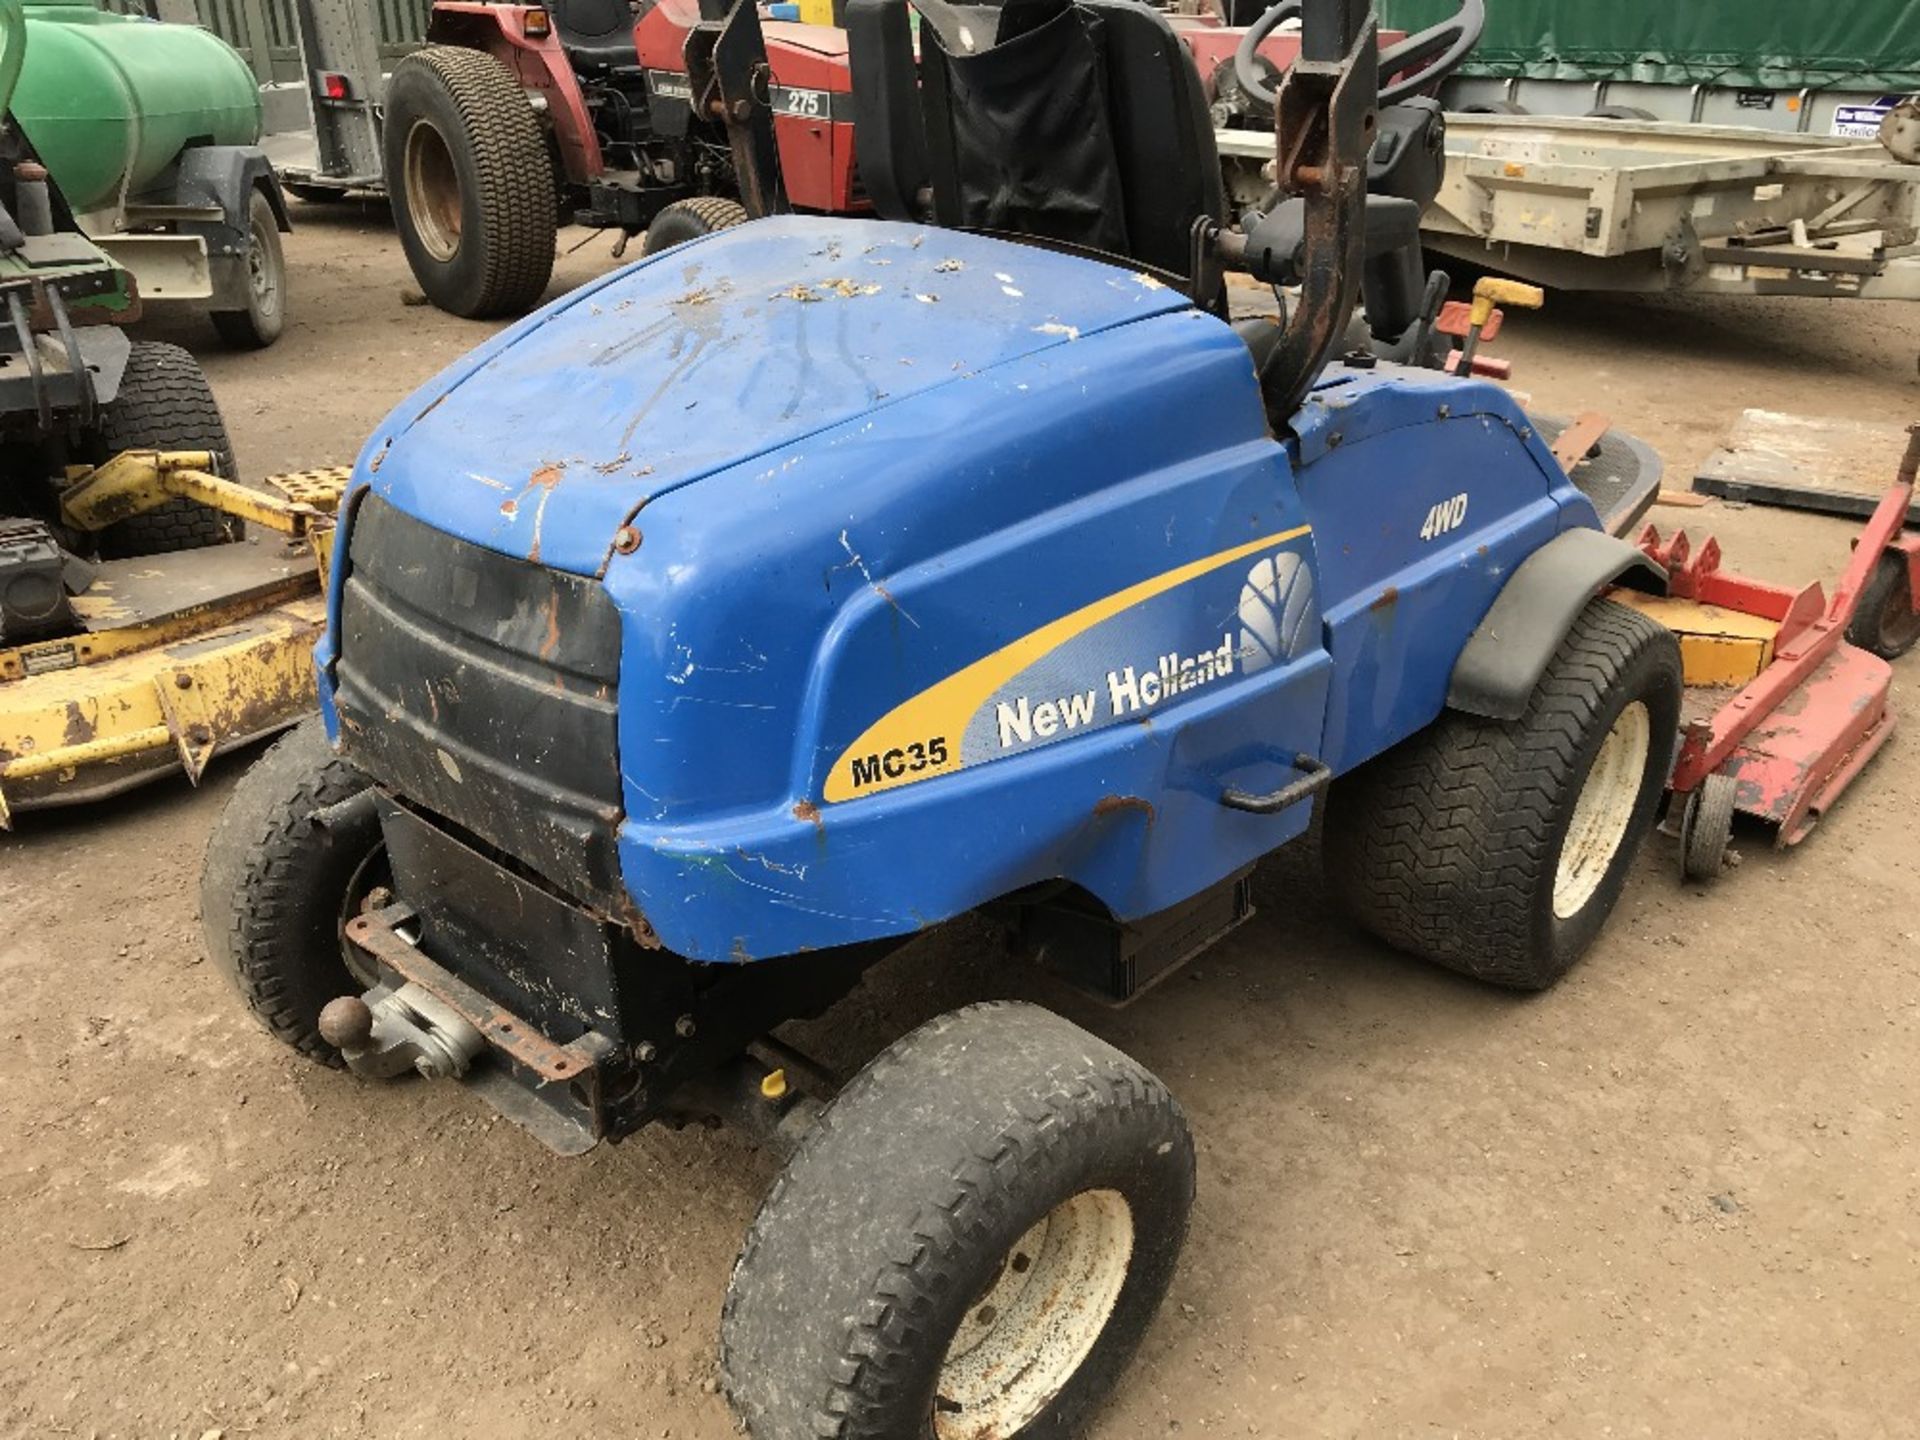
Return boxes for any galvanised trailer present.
[1219,113,1920,309]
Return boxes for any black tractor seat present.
[848,0,1228,311]
[552,0,641,70]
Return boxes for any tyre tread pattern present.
[200,721,374,1066]
[721,1002,1194,1440]
[642,196,750,256]
[1325,597,1679,989]
[392,46,556,317]
[96,341,240,556]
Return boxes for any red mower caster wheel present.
[1678,773,1737,883]
[1844,552,1920,661]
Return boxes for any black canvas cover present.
[919,0,1131,254]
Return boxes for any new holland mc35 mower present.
[205,0,1681,1433]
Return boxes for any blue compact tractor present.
[204,0,1680,1433]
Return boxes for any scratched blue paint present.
[318,216,1610,961]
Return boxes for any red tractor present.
[383,0,1406,318]
[385,0,864,316]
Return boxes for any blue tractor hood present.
[354,217,1195,576]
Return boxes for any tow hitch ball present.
[319,984,486,1080]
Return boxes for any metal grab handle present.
[1221,752,1333,814]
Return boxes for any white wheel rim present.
[932,1189,1134,1439]
[1554,700,1651,920]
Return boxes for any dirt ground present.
[4,204,1918,1440]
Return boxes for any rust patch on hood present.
[1093,794,1156,825]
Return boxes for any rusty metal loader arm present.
[1209,0,1380,426]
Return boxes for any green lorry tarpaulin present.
[1378,0,1920,92]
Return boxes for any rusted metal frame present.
[0,575,319,682]
[345,902,613,1094]
[1251,4,1377,426]
[1783,707,1898,846]
[0,722,170,827]
[709,0,788,219]
[1770,668,1895,846]
[2,597,324,804]
[1896,531,1920,598]
[1636,524,1812,624]
[1668,616,1850,795]
[1830,424,1920,622]
[0,723,174,787]
[1698,243,1885,277]
[60,449,339,539]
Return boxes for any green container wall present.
[1380,0,1920,92]
[10,0,261,213]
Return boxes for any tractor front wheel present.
[642,197,749,257]
[201,719,389,1068]
[1325,596,1683,989]
[384,46,557,319]
[722,1002,1193,1440]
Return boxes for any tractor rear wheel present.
[642,197,749,257]
[201,718,388,1068]
[1324,597,1682,990]
[94,341,242,557]
[722,1002,1193,1440]
[384,46,556,319]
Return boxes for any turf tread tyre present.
[200,719,383,1067]
[721,1002,1194,1440]
[384,46,556,318]
[642,197,749,256]
[1324,597,1681,989]
[94,341,240,557]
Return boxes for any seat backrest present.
[848,0,1226,304]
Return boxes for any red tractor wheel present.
[642,197,749,258]
[384,46,557,319]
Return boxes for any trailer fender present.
[176,147,292,237]
[1448,528,1666,721]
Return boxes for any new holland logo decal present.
[822,527,1315,803]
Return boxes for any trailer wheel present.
[1589,105,1657,121]
[722,1002,1193,1440]
[1844,552,1920,660]
[94,341,242,557]
[642,197,749,257]
[201,718,388,1068]
[384,46,556,319]
[211,188,287,349]
[1325,597,1682,990]
[1678,773,1738,883]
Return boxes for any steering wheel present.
[1232,0,1486,114]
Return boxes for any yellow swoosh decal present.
[823,525,1311,802]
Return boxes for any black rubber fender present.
[1448,528,1666,721]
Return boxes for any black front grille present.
[333,494,625,908]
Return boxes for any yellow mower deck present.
[0,459,347,826]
